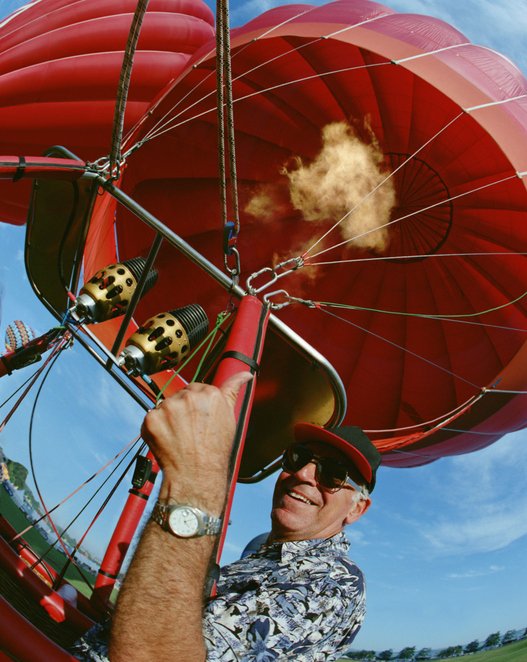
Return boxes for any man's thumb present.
[220,371,254,405]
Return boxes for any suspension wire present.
[307,251,527,267]
[216,0,228,228]
[302,111,465,258]
[130,59,391,148]
[109,0,150,178]
[363,392,485,436]
[0,364,48,410]
[125,21,477,155]
[26,337,83,567]
[51,440,144,591]
[0,332,68,434]
[155,310,232,401]
[312,288,527,321]
[124,7,392,156]
[319,306,482,389]
[10,435,141,544]
[25,437,141,591]
[305,173,521,261]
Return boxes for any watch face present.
[169,506,200,537]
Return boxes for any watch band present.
[151,501,222,538]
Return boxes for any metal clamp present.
[246,257,304,295]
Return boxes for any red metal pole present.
[91,452,159,609]
[211,295,270,563]
[90,295,270,605]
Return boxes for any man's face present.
[270,441,370,542]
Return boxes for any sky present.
[0,0,527,654]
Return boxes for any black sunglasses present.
[282,443,365,493]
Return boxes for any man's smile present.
[284,488,317,506]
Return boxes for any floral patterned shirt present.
[70,532,365,661]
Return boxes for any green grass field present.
[339,638,527,662]
[435,639,527,662]
[0,486,97,596]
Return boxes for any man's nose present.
[292,459,318,484]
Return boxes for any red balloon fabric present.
[1,0,527,467]
[110,0,527,466]
[0,0,215,223]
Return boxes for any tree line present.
[346,627,526,660]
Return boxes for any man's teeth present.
[288,491,314,505]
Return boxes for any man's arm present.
[109,373,252,662]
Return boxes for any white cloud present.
[418,431,527,554]
[447,565,504,579]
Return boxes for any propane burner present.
[118,304,209,376]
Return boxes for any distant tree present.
[464,640,479,654]
[501,630,516,645]
[398,646,416,660]
[5,459,27,489]
[452,646,463,657]
[484,632,501,648]
[415,648,432,660]
[377,650,393,661]
[438,646,457,658]
[347,651,376,660]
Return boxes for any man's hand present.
[110,372,253,662]
[141,372,253,511]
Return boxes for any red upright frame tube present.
[91,452,159,609]
[211,295,270,563]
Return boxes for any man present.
[72,372,380,661]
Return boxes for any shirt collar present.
[259,531,350,561]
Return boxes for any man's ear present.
[344,496,371,526]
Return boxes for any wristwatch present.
[151,501,222,538]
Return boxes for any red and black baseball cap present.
[294,423,381,492]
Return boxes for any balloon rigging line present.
[393,41,472,63]
[126,9,394,155]
[10,434,141,545]
[319,306,482,389]
[305,173,520,261]
[27,338,83,568]
[0,364,47,410]
[109,0,149,178]
[129,13,479,154]
[0,334,68,434]
[301,112,465,259]
[372,393,484,455]
[125,58,392,152]
[307,251,527,266]
[312,288,527,321]
[364,391,484,435]
[122,3,324,152]
[155,310,232,401]
[441,426,524,436]
[52,440,145,590]
[24,437,142,592]
[466,93,527,112]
